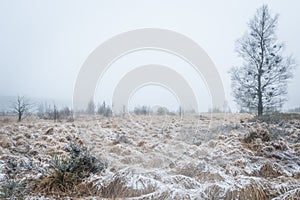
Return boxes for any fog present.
[0,0,299,112]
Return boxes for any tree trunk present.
[258,94,263,115]
[257,74,263,116]
[18,112,22,122]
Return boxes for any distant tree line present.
[86,100,182,117]
[3,94,231,122]
[132,105,180,116]
[288,107,300,113]
[37,102,73,122]
[6,96,116,122]
[86,100,112,117]
[7,96,74,122]
[133,106,150,115]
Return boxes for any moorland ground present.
[0,113,300,199]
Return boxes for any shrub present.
[0,179,28,199]
[32,142,106,197]
[63,142,106,176]
[244,129,270,143]
[0,157,29,199]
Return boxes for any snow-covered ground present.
[0,114,299,199]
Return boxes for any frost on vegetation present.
[0,114,299,199]
[244,128,270,143]
[0,157,30,199]
[31,142,107,197]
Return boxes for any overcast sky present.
[0,0,299,112]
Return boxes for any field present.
[0,113,300,199]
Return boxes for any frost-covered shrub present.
[0,158,29,199]
[63,142,107,175]
[32,142,106,197]
[0,179,28,199]
[244,129,270,143]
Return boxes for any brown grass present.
[244,128,270,143]
[100,175,156,198]
[224,182,269,200]
[0,137,10,148]
[31,171,99,197]
[259,162,282,178]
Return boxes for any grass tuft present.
[31,142,106,197]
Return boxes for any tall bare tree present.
[11,95,33,122]
[230,5,295,115]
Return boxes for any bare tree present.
[11,95,33,122]
[44,102,60,121]
[86,99,95,114]
[53,103,59,122]
[178,106,183,118]
[60,106,72,118]
[230,5,295,115]
[37,102,45,119]
[97,101,112,117]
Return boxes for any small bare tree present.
[53,103,59,122]
[11,95,33,122]
[230,5,295,115]
[86,99,95,114]
[178,106,183,118]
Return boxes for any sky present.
[0,0,299,112]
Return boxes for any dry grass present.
[254,113,300,123]
[276,188,300,200]
[30,143,106,198]
[0,114,299,199]
[224,181,269,200]
[31,172,100,197]
[32,170,81,196]
[100,175,156,199]
[243,128,270,143]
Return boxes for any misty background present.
[0,0,299,112]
